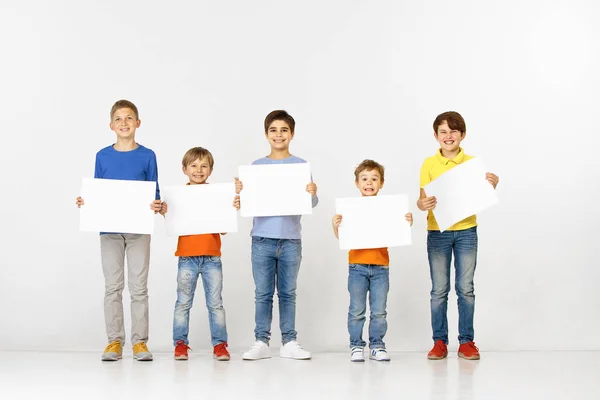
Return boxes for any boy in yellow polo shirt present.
[332,160,413,362]
[160,147,240,361]
[417,111,499,361]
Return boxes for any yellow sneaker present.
[101,340,122,361]
[133,342,153,361]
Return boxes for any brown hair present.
[110,99,139,120]
[433,111,466,134]
[264,110,295,133]
[182,147,214,169]
[354,159,385,183]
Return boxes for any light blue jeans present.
[347,263,389,349]
[173,256,227,346]
[251,237,302,345]
[427,227,478,344]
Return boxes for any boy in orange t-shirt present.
[160,147,240,361]
[332,160,413,362]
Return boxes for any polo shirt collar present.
[435,147,465,165]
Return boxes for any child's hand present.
[234,177,243,194]
[150,200,162,214]
[160,202,168,216]
[233,195,240,210]
[76,197,84,208]
[306,182,317,196]
[332,214,343,228]
[405,212,413,226]
[486,172,499,189]
[418,196,437,210]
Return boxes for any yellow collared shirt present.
[419,148,477,231]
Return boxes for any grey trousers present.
[100,234,151,345]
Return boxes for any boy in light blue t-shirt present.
[237,110,318,361]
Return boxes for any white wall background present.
[0,0,598,352]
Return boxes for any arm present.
[332,214,342,239]
[405,212,413,226]
[416,188,436,211]
[306,182,318,207]
[486,172,499,189]
[147,152,162,213]
[159,202,167,217]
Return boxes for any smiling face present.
[265,120,294,151]
[109,107,140,140]
[435,121,465,158]
[356,169,383,196]
[183,157,212,185]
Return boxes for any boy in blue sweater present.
[239,110,318,360]
[76,100,161,361]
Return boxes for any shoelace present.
[105,341,121,353]
[133,342,149,353]
[251,341,266,350]
[466,342,479,351]
[176,342,192,352]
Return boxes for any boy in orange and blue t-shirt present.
[160,147,240,361]
[332,160,412,362]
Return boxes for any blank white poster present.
[424,157,499,232]
[161,183,238,236]
[79,178,156,234]
[238,163,313,217]
[335,194,412,250]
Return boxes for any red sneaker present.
[213,342,230,361]
[458,342,480,360]
[174,340,191,360]
[427,340,448,360]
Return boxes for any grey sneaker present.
[133,342,153,361]
[101,340,122,361]
[350,347,365,362]
[370,348,390,362]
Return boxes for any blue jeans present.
[251,237,302,345]
[427,227,478,344]
[173,256,227,346]
[348,264,389,349]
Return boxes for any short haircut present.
[110,99,139,120]
[433,111,466,134]
[182,147,214,169]
[354,159,385,183]
[264,110,295,133]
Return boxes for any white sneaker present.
[350,347,365,362]
[242,341,271,360]
[279,340,312,360]
[370,348,390,361]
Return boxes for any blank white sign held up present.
[424,157,499,232]
[335,194,412,250]
[238,163,313,217]
[79,178,156,234]
[161,183,238,236]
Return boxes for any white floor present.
[0,351,597,400]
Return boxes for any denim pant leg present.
[200,256,228,346]
[427,230,453,344]
[368,266,389,349]
[348,264,368,348]
[251,237,277,344]
[454,227,478,344]
[173,257,200,345]
[277,239,302,345]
